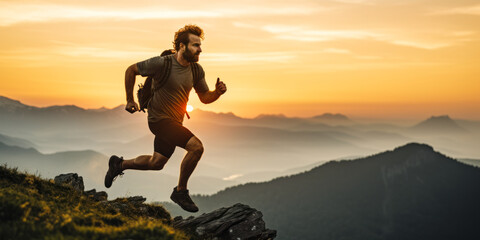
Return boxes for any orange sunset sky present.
[0,0,479,120]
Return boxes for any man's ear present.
[179,42,186,51]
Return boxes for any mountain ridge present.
[164,142,480,240]
[410,115,467,134]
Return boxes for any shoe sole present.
[170,194,199,213]
[104,156,118,188]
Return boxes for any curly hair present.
[173,24,204,51]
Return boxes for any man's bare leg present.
[122,152,169,170]
[177,136,204,190]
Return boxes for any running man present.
[104,25,227,212]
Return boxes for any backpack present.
[137,52,201,116]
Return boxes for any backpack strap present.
[138,54,172,112]
[154,55,173,90]
[190,62,199,89]
[143,55,172,110]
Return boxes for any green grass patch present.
[0,164,188,240]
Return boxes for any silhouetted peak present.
[102,104,128,114]
[312,113,349,121]
[0,96,21,104]
[0,141,40,154]
[191,109,242,119]
[190,143,480,240]
[412,115,466,133]
[254,114,287,119]
[87,106,109,112]
[312,142,439,174]
[44,105,86,113]
[425,115,454,123]
[393,142,434,153]
[0,96,122,114]
[418,115,456,124]
[0,96,29,109]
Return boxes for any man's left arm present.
[197,78,227,104]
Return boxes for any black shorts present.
[148,118,194,158]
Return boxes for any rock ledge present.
[173,203,276,240]
[53,173,276,239]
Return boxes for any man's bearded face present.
[183,44,200,63]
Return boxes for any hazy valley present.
[1,95,480,201]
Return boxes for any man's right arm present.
[125,63,140,113]
[125,56,163,113]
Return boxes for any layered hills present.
[1,96,479,239]
[0,141,237,202]
[410,115,468,135]
[1,95,480,203]
[164,143,480,240]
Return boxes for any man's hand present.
[215,78,227,95]
[125,100,139,113]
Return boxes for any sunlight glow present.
[223,174,243,181]
[1,0,479,119]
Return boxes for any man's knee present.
[192,142,204,156]
[151,153,168,170]
[186,136,204,155]
[151,160,165,170]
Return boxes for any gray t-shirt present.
[137,55,209,123]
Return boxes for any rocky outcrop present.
[100,196,172,222]
[53,173,276,239]
[84,189,108,201]
[54,173,84,192]
[54,173,107,201]
[173,203,276,240]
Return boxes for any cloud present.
[0,42,298,66]
[222,174,243,181]
[232,22,257,29]
[429,4,480,16]
[355,55,383,60]
[323,48,352,54]
[0,3,217,26]
[262,25,383,42]
[202,52,296,64]
[451,31,476,37]
[56,46,153,59]
[42,41,155,59]
[0,2,318,26]
[390,40,451,50]
[0,43,157,66]
[260,24,466,50]
[331,0,374,4]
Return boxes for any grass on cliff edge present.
[0,165,188,240]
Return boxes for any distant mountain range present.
[2,95,480,171]
[0,140,242,201]
[0,141,106,187]
[410,115,468,135]
[164,143,480,240]
[0,96,146,135]
[0,133,37,149]
[458,158,480,168]
[2,95,480,202]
